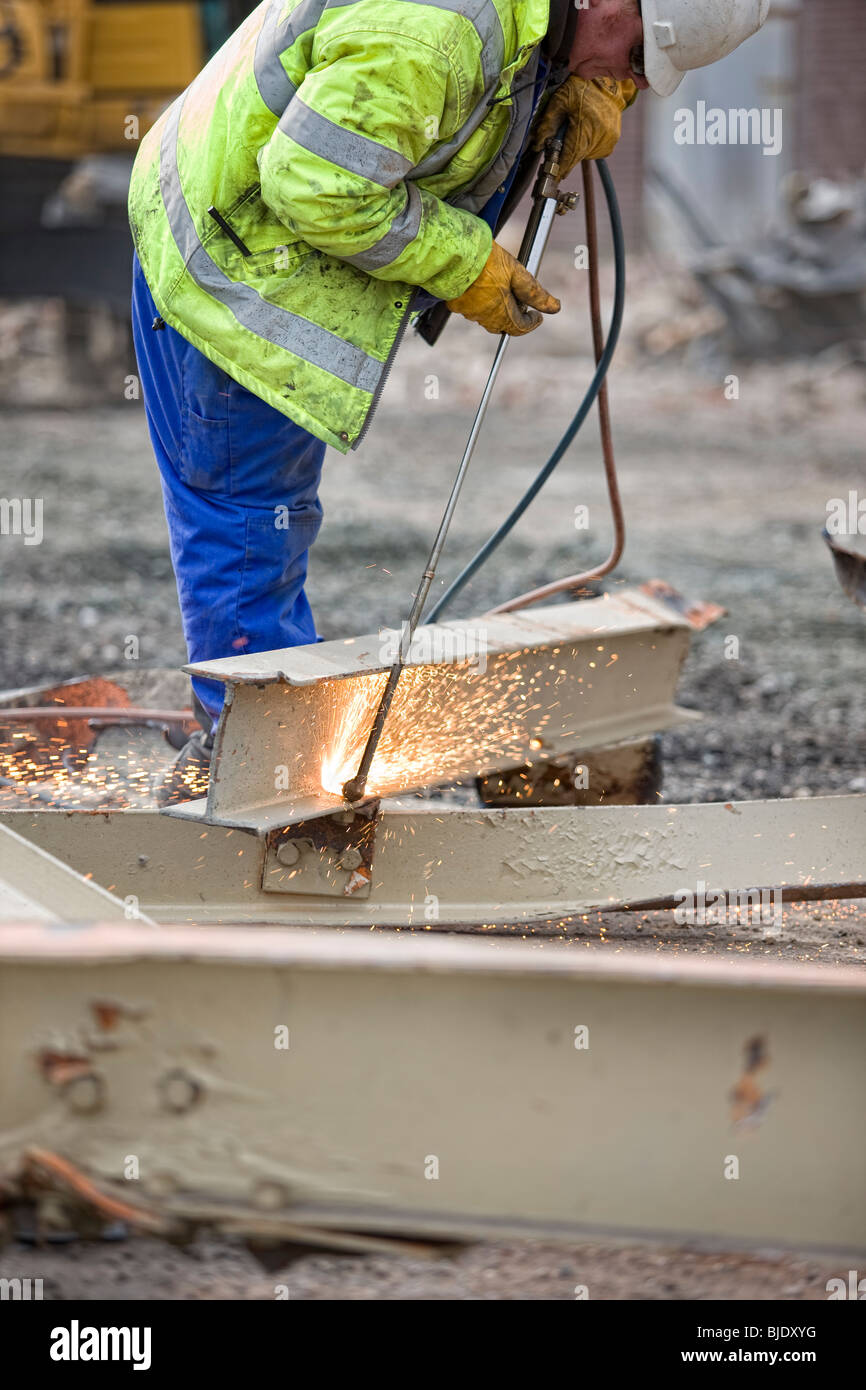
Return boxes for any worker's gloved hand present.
[446,242,560,336]
[533,76,637,175]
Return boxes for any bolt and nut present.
[158,1068,202,1114]
[62,1073,105,1115]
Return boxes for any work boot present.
[154,693,214,807]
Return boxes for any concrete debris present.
[688,173,866,360]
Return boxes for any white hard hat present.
[640,0,772,98]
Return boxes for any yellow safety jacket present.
[129,0,554,452]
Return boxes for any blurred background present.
[1,0,864,374]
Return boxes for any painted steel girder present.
[0,821,151,925]
[4,795,864,928]
[172,587,698,832]
[0,923,863,1252]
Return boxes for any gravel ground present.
[0,1233,852,1302]
[1,254,864,1298]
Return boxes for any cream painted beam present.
[0,923,863,1253]
[3,795,864,928]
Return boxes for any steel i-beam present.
[170,585,699,832]
[5,795,864,927]
[0,822,152,925]
[0,923,863,1253]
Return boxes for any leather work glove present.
[446,241,560,336]
[533,76,637,176]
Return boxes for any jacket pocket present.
[244,243,315,277]
[211,185,315,277]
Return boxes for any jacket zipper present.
[352,295,415,449]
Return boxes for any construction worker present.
[129,0,770,802]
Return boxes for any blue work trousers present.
[131,254,325,728]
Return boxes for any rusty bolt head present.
[276,840,301,867]
[337,847,363,871]
[62,1072,105,1115]
[158,1069,202,1114]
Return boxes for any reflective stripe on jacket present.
[129,0,551,452]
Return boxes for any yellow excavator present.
[0,0,254,307]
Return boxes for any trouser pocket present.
[237,506,323,642]
[178,354,231,493]
[179,405,231,492]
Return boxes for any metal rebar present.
[0,707,194,723]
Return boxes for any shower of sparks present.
[0,724,179,810]
[318,648,554,799]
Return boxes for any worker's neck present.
[543,0,577,67]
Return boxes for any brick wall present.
[795,0,866,176]
[604,93,647,248]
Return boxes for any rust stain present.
[38,1050,92,1086]
[640,579,726,631]
[90,1001,122,1031]
[344,864,372,896]
[729,1034,776,1130]
[88,998,147,1030]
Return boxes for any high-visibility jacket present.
[129,0,554,453]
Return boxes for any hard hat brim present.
[639,0,687,98]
